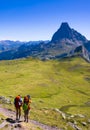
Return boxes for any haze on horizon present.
[0,0,90,41]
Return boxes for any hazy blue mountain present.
[0,40,49,60]
[0,40,49,52]
[0,40,25,52]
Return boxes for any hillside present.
[0,57,90,129]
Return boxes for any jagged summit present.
[51,22,72,41]
[51,22,87,43]
[60,22,70,30]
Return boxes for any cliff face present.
[82,41,90,62]
[51,22,87,45]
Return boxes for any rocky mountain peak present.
[60,22,70,30]
[51,22,87,44]
[51,22,72,41]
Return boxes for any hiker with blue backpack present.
[23,95,32,122]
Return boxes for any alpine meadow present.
[0,56,90,129]
[1,0,90,129]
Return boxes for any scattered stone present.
[74,121,77,125]
[0,96,4,99]
[81,122,87,126]
[87,119,90,123]
[67,114,75,120]
[70,115,75,118]
[0,96,11,104]
[68,122,75,129]
[68,122,82,130]
[74,125,82,130]
[0,120,8,129]
[54,108,66,119]
[61,113,66,119]
[75,114,85,118]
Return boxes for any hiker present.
[23,95,32,122]
[14,95,23,121]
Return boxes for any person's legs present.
[26,114,28,122]
[24,111,26,122]
[24,110,29,122]
[16,108,19,120]
[19,107,21,120]
[26,110,29,122]
[23,110,29,122]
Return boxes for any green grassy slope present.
[0,56,90,129]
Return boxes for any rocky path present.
[0,106,61,130]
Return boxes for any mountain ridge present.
[0,22,90,62]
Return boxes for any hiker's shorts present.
[24,110,29,115]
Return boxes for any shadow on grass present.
[60,105,78,111]
[60,103,90,112]
[77,90,89,96]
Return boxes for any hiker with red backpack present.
[14,95,23,121]
[23,95,32,122]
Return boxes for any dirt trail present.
[0,106,61,130]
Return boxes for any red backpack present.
[14,96,22,108]
[24,96,29,103]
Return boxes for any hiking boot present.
[16,118,18,121]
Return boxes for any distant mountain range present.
[0,22,90,62]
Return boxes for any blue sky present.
[0,0,90,41]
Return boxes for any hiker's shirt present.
[23,99,32,111]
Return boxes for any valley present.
[0,56,90,129]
